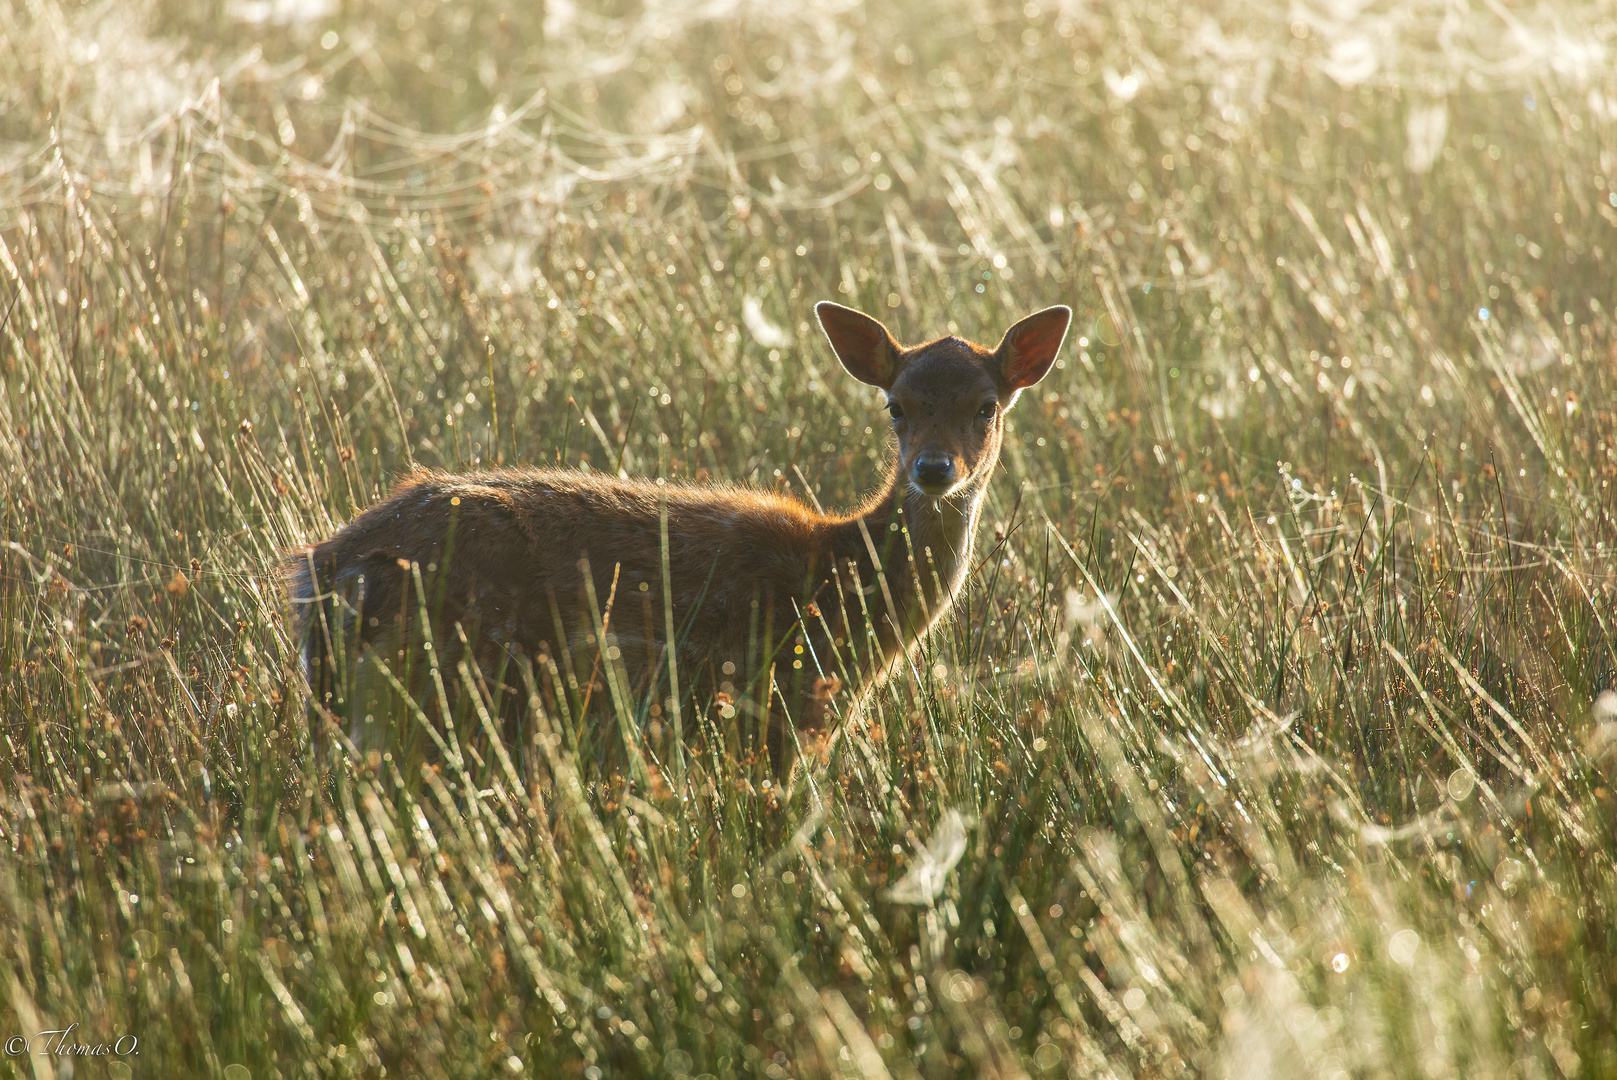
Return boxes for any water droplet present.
[1447,768,1476,802]
[1387,928,1420,966]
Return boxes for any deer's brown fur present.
[289,301,1069,771]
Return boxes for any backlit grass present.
[3,0,1617,1077]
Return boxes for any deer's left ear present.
[995,305,1071,393]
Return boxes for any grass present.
[3,0,1617,1076]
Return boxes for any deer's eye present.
[888,402,905,420]
[977,402,997,421]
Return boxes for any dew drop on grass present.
[1387,929,1420,966]
[1494,858,1527,893]
[1446,768,1475,802]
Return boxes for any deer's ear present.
[816,302,902,389]
[995,305,1071,391]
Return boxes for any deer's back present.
[298,466,844,672]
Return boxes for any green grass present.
[3,0,1617,1076]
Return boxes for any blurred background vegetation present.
[3,0,1617,1076]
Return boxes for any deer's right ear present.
[816,302,902,389]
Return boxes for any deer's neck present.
[898,475,987,604]
[851,462,992,636]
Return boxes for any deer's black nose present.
[913,456,954,488]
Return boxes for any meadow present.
[3,0,1617,1076]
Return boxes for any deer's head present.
[816,302,1071,499]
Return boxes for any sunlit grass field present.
[4,0,1617,1076]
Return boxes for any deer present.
[288,301,1070,776]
